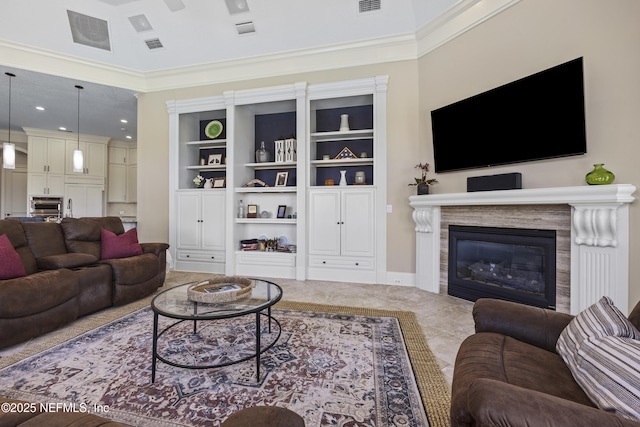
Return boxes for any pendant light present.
[2,72,16,169]
[73,84,84,173]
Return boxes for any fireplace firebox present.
[448,225,556,309]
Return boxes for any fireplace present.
[448,225,556,309]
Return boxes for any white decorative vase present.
[339,114,350,132]
[339,170,347,186]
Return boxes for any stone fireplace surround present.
[410,184,636,315]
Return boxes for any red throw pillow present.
[100,228,143,260]
[0,233,27,279]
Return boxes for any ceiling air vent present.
[145,38,164,50]
[359,0,381,13]
[67,10,111,51]
[235,21,256,35]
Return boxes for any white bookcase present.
[167,76,387,283]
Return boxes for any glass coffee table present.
[150,278,282,383]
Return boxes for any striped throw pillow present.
[557,296,640,370]
[574,336,640,420]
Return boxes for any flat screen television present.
[431,57,586,173]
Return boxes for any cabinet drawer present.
[308,256,373,270]
[177,250,225,263]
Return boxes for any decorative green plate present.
[204,120,223,139]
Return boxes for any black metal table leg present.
[152,312,159,383]
[255,311,261,380]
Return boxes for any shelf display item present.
[274,140,285,163]
[238,199,244,218]
[355,171,366,185]
[285,138,297,162]
[255,141,270,163]
[339,114,350,132]
[339,170,347,186]
[247,204,258,218]
[334,147,358,160]
[204,120,223,139]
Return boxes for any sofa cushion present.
[0,234,27,279]
[572,335,640,420]
[557,296,640,371]
[20,222,68,258]
[101,228,143,260]
[37,253,99,270]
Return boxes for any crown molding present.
[0,0,522,93]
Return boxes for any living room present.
[0,0,639,425]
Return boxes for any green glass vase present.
[585,163,615,185]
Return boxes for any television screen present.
[431,57,586,173]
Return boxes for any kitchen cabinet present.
[66,140,107,178]
[26,135,66,196]
[65,183,104,218]
[108,145,137,203]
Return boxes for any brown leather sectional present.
[451,298,640,426]
[0,216,169,349]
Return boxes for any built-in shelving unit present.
[167,76,387,283]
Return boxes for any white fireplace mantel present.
[409,184,636,314]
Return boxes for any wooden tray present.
[187,276,254,303]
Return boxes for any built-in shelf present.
[244,161,297,170]
[311,129,373,142]
[311,158,373,167]
[235,218,296,224]
[236,187,297,193]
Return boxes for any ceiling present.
[0,0,464,142]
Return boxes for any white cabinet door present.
[176,192,201,249]
[65,184,104,217]
[47,138,66,175]
[202,192,225,251]
[28,137,47,172]
[127,165,137,202]
[86,142,107,178]
[107,164,127,202]
[341,190,375,257]
[308,190,341,256]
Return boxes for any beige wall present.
[418,0,640,311]
[136,0,640,309]
[136,61,421,275]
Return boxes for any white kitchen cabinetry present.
[308,188,376,282]
[174,190,226,273]
[26,135,66,196]
[108,145,137,203]
[65,140,107,178]
[65,183,104,218]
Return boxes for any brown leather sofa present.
[451,298,640,426]
[0,217,169,349]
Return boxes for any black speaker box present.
[467,172,522,192]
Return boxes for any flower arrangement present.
[193,175,205,187]
[409,162,438,187]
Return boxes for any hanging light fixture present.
[2,72,16,170]
[73,84,84,173]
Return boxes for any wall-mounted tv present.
[431,57,586,173]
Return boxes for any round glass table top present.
[151,278,282,320]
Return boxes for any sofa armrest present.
[140,242,169,257]
[473,298,574,352]
[466,379,640,427]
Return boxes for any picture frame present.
[247,204,258,218]
[213,177,226,188]
[277,205,287,219]
[275,171,289,187]
[208,154,223,165]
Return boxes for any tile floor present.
[168,271,476,386]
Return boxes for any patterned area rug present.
[0,305,439,426]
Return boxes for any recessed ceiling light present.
[120,119,128,123]
[35,106,45,111]
[126,135,132,139]
[59,127,67,131]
